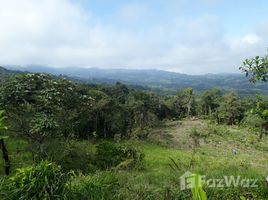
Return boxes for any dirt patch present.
[147,119,207,149]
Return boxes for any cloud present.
[0,0,267,74]
[117,3,148,23]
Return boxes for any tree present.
[240,53,268,82]
[240,52,268,137]
[103,82,130,104]
[200,89,222,116]
[167,88,197,118]
[0,74,94,157]
[29,112,58,157]
[127,91,157,130]
[218,92,243,125]
[243,95,268,139]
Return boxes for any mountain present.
[0,66,23,84]
[4,65,268,95]
[0,66,22,76]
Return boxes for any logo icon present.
[180,171,204,190]
[179,171,258,190]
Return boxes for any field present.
[2,119,268,199]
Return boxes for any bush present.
[242,113,264,129]
[67,172,119,200]
[95,141,144,170]
[206,124,230,136]
[45,140,94,173]
[3,161,67,200]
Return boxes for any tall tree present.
[201,89,222,116]
[167,88,196,118]
[218,92,243,125]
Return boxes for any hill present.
[0,66,22,76]
[4,65,268,95]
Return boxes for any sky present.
[0,0,268,74]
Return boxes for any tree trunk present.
[208,105,212,116]
[260,122,268,139]
[187,97,193,117]
[0,139,10,175]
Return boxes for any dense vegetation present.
[0,62,268,199]
[5,66,268,95]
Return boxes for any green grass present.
[113,120,268,199]
[0,138,32,175]
[1,119,268,199]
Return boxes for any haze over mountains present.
[3,65,268,95]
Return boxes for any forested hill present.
[0,66,22,76]
[3,66,268,95]
[0,66,23,84]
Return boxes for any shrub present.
[95,141,144,170]
[3,161,67,200]
[206,124,230,136]
[45,140,94,173]
[67,172,119,200]
[242,113,264,130]
[189,127,208,148]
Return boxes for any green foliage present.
[0,110,7,132]
[189,127,203,147]
[242,95,268,138]
[0,74,166,142]
[0,110,10,175]
[0,74,95,139]
[44,140,94,173]
[166,88,197,119]
[0,110,8,140]
[2,71,268,199]
[191,173,207,200]
[0,138,32,176]
[30,113,58,136]
[67,172,119,200]
[3,161,67,200]
[29,113,58,152]
[218,92,243,125]
[243,112,264,129]
[95,141,144,170]
[261,109,268,119]
[29,112,59,158]
[240,54,268,83]
[126,91,160,130]
[200,88,222,116]
[206,124,230,136]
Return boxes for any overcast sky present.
[0,0,268,74]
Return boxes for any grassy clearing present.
[116,119,268,199]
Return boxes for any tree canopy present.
[240,52,268,83]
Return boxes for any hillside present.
[2,119,268,199]
[0,66,22,76]
[5,65,268,95]
[1,71,268,199]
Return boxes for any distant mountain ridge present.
[3,65,268,95]
[0,66,22,75]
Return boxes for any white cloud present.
[117,3,148,22]
[0,0,267,74]
[242,34,261,45]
